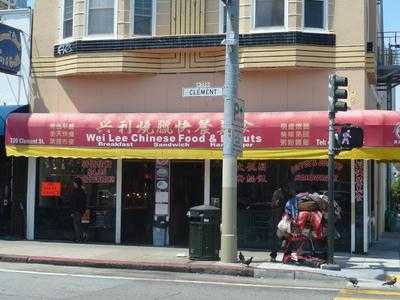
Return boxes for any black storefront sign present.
[0,23,21,75]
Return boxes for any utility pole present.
[324,74,348,270]
[220,0,240,263]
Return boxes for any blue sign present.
[0,22,21,75]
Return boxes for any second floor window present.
[88,0,115,35]
[63,0,73,39]
[254,0,285,29]
[304,0,325,29]
[220,3,227,33]
[133,0,153,35]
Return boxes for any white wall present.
[0,8,31,105]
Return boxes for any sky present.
[384,0,400,32]
[383,0,400,110]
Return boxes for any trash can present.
[187,205,220,261]
[153,215,169,246]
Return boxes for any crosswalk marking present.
[335,288,400,300]
[335,298,393,300]
[341,288,400,297]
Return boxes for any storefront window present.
[36,158,116,243]
[210,159,351,251]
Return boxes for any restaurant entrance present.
[170,161,204,246]
[0,154,27,239]
[122,160,155,244]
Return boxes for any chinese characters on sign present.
[237,161,268,184]
[354,160,364,202]
[40,182,61,197]
[7,113,348,150]
[49,122,75,146]
[79,160,115,184]
[290,160,342,182]
[280,122,310,147]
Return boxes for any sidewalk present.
[257,232,400,287]
[0,233,398,287]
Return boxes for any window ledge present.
[250,27,287,34]
[82,34,117,41]
[302,28,331,34]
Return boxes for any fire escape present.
[377,31,400,110]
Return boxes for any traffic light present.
[329,74,348,114]
[338,125,364,150]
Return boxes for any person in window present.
[69,177,87,242]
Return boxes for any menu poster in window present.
[290,160,343,182]
[41,182,61,197]
[155,160,170,216]
[79,160,116,184]
[237,161,268,184]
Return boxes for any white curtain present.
[88,0,115,35]
[255,0,285,28]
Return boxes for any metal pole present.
[221,0,239,263]
[324,74,340,270]
[327,111,335,265]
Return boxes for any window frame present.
[302,0,328,33]
[130,0,156,37]
[85,0,118,40]
[219,1,227,34]
[251,0,288,33]
[59,0,74,42]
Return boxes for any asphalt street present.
[0,262,398,300]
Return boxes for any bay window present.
[304,0,325,29]
[219,2,227,33]
[62,0,73,39]
[87,0,115,35]
[254,0,285,29]
[133,0,153,36]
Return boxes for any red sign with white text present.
[41,182,61,197]
[5,111,400,150]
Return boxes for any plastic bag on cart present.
[277,215,291,234]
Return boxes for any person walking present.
[69,177,87,242]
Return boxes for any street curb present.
[254,268,346,283]
[0,254,254,277]
[0,254,344,282]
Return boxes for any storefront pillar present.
[26,157,36,240]
[351,160,356,253]
[378,163,387,237]
[373,161,379,241]
[363,160,369,253]
[115,159,122,244]
[204,160,210,205]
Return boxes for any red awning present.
[5,110,400,160]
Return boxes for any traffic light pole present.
[323,74,343,271]
[327,111,336,265]
[221,0,239,263]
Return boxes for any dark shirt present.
[271,188,286,218]
[69,187,86,213]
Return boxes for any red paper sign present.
[41,182,61,197]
